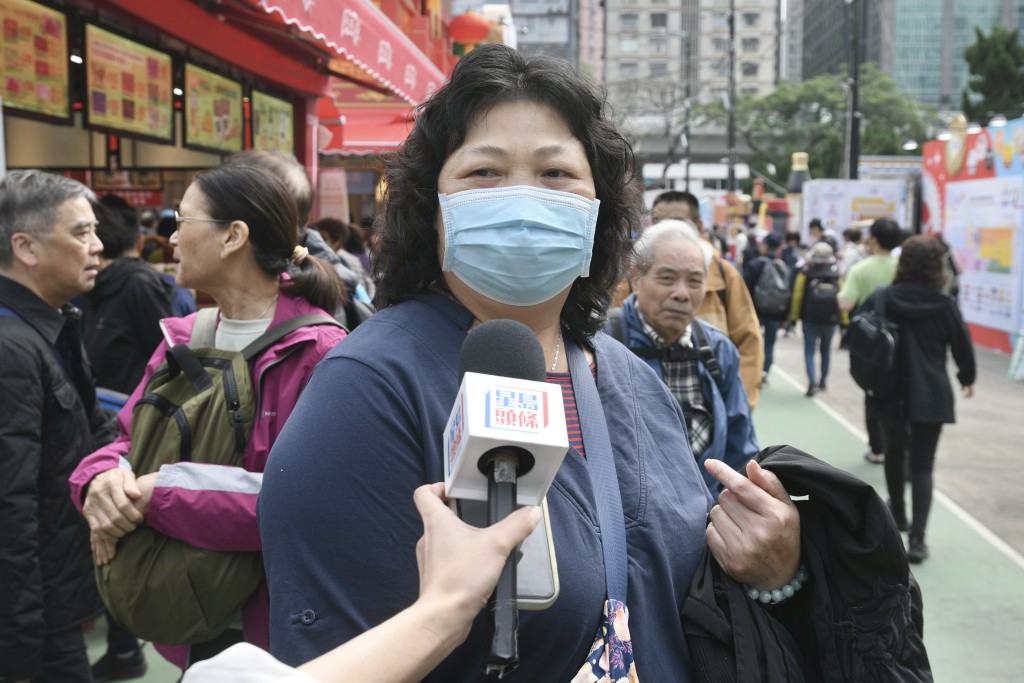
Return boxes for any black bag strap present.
[690,320,723,390]
[612,308,724,390]
[165,344,214,393]
[873,286,890,322]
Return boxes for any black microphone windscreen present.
[458,319,547,383]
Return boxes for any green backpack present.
[96,308,341,645]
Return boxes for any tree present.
[961,26,1024,125]
[693,64,940,189]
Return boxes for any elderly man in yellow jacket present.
[613,191,764,409]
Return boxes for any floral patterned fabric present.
[571,599,640,683]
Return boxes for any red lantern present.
[449,12,490,44]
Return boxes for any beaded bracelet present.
[744,565,808,605]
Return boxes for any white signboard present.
[801,179,907,241]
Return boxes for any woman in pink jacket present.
[69,164,348,670]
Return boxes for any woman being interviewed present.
[69,165,349,668]
[259,44,800,680]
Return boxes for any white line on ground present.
[772,365,1024,572]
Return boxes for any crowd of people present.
[1,44,974,683]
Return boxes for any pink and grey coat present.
[69,290,347,669]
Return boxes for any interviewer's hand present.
[963,385,974,399]
[82,468,144,540]
[705,458,801,591]
[413,483,540,650]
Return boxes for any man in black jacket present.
[0,170,118,682]
[83,196,175,395]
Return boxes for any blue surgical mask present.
[438,186,600,306]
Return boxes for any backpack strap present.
[874,286,889,321]
[189,307,219,348]
[241,314,343,361]
[690,320,724,391]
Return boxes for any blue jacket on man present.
[608,294,759,494]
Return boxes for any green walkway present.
[756,366,1024,683]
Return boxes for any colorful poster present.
[0,0,69,120]
[924,117,1024,346]
[184,64,243,153]
[84,25,172,141]
[944,177,1022,332]
[251,90,294,155]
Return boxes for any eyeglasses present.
[174,211,232,228]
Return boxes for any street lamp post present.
[680,31,692,192]
[727,0,737,191]
[842,0,862,180]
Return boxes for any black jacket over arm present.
[681,445,932,683]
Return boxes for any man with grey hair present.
[606,220,759,494]
[0,170,116,682]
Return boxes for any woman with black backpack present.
[788,242,847,396]
[863,236,975,563]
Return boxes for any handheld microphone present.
[444,320,569,677]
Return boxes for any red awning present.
[251,0,446,105]
[319,105,415,156]
[99,0,328,96]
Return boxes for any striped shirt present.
[547,363,597,458]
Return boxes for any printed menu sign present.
[251,90,294,155]
[184,63,242,153]
[0,0,69,120]
[85,24,173,141]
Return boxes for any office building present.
[801,0,1024,109]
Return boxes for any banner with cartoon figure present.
[184,63,243,154]
[922,115,1024,350]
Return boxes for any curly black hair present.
[373,43,644,340]
[894,235,945,289]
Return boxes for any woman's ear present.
[221,220,250,259]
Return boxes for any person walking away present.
[0,170,117,683]
[789,242,847,396]
[866,236,975,563]
[743,232,790,386]
[838,219,901,464]
[838,226,867,277]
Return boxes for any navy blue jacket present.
[259,293,714,681]
[609,295,759,495]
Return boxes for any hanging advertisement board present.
[183,63,243,154]
[0,0,70,122]
[251,90,294,155]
